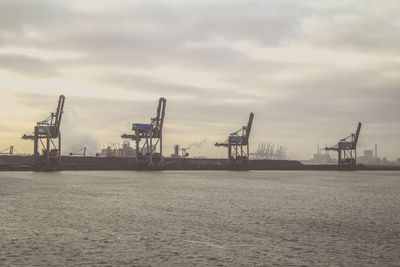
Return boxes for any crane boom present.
[53,95,65,138]
[244,112,254,145]
[353,122,362,149]
[157,98,166,138]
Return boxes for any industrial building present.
[171,145,189,158]
[357,144,392,165]
[307,144,335,164]
[96,142,135,158]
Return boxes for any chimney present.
[174,145,179,157]
[375,144,378,160]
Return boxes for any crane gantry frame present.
[325,122,362,168]
[215,112,254,170]
[22,95,65,171]
[122,97,166,169]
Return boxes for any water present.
[0,171,399,266]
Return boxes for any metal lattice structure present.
[22,95,65,171]
[122,97,166,169]
[325,122,362,168]
[215,112,254,170]
[250,142,287,160]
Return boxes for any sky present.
[0,0,399,160]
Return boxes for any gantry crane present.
[215,112,254,170]
[325,122,361,168]
[22,95,65,171]
[0,146,14,155]
[122,97,166,169]
[69,147,90,157]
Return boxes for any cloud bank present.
[0,0,399,159]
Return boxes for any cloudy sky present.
[0,0,399,160]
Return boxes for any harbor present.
[1,95,398,172]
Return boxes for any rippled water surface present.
[1,171,399,266]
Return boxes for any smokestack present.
[174,145,179,157]
[317,143,320,155]
[375,144,378,160]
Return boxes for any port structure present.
[22,95,65,171]
[122,97,166,169]
[250,142,287,160]
[325,122,362,168]
[215,112,254,170]
[171,145,190,158]
[69,147,90,157]
[0,146,14,155]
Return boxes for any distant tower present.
[375,144,378,160]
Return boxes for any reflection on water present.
[0,171,399,266]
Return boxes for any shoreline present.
[1,155,399,171]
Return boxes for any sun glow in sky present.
[0,0,399,160]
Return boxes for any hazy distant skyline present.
[0,0,399,160]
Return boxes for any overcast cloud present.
[0,0,399,159]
